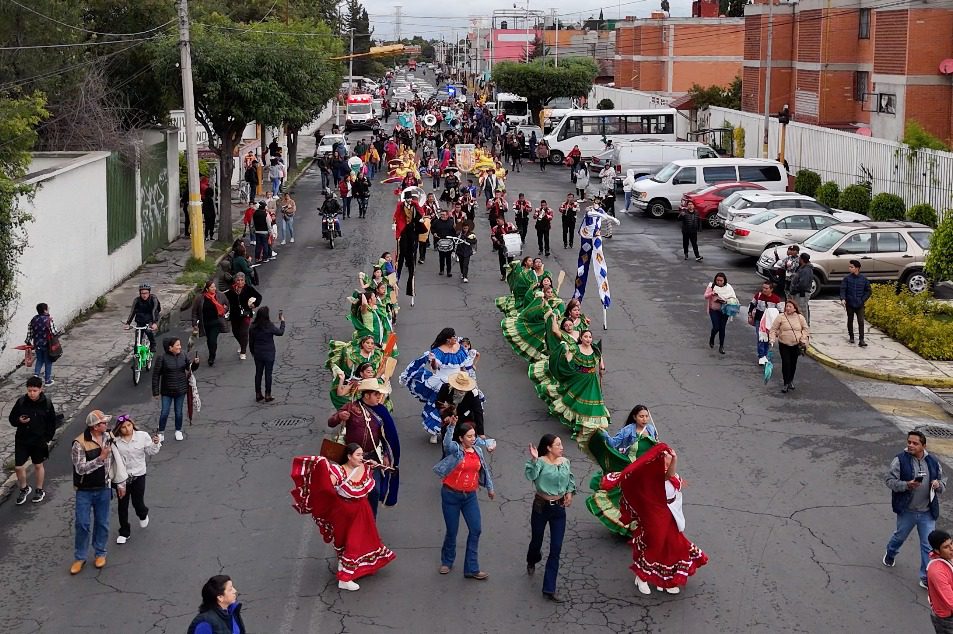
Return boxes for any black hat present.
[403,190,414,200]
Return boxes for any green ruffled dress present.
[502,294,564,362]
[547,339,609,445]
[585,430,658,535]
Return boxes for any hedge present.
[815,181,840,208]
[869,192,906,221]
[794,169,821,197]
[839,184,871,215]
[907,203,938,228]
[865,286,953,361]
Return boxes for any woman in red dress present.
[601,442,707,595]
[290,444,396,591]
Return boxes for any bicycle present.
[127,324,155,386]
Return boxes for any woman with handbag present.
[191,281,230,367]
[769,299,810,394]
[704,272,737,355]
[25,302,60,386]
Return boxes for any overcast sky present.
[365,0,694,41]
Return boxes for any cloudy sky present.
[365,0,693,41]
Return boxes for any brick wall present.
[907,9,953,75]
[797,9,822,63]
[906,85,953,146]
[874,10,908,74]
[744,15,762,60]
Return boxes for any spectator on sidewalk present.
[771,244,800,297]
[243,161,259,204]
[71,410,125,575]
[789,253,814,325]
[9,376,57,505]
[883,430,946,589]
[927,529,953,633]
[188,575,246,634]
[679,202,702,262]
[268,158,284,197]
[279,192,297,244]
[110,415,160,545]
[748,281,783,364]
[25,302,59,386]
[840,259,872,347]
[152,337,199,443]
[768,299,810,393]
[202,185,216,242]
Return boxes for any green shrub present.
[794,169,821,197]
[597,98,614,110]
[839,184,871,215]
[869,192,906,221]
[815,181,840,208]
[865,286,953,361]
[906,203,938,228]
[926,213,953,283]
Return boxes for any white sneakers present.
[635,578,651,595]
[116,536,128,545]
[657,586,680,594]
[429,434,439,444]
[338,580,360,591]
[157,433,165,443]
[280,240,287,245]
[289,238,295,243]
[239,353,247,360]
[758,357,767,365]
[174,431,184,441]
[139,515,149,528]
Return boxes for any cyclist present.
[125,284,160,351]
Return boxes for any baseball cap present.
[85,410,112,427]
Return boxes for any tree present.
[687,75,742,111]
[0,93,49,343]
[491,57,598,126]
[152,17,343,241]
[926,213,953,283]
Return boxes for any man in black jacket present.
[679,203,703,261]
[840,259,873,346]
[9,376,57,504]
[430,208,457,277]
[790,253,814,325]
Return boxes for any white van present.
[631,158,788,218]
[595,141,718,188]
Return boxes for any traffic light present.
[778,105,790,125]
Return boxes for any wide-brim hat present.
[357,378,391,394]
[448,372,477,392]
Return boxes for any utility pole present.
[553,8,558,67]
[348,27,355,95]
[525,0,530,62]
[395,5,402,42]
[176,0,205,260]
[761,0,774,159]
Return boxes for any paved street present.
[0,153,942,633]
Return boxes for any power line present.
[8,0,175,37]
[0,39,154,92]
[0,35,164,51]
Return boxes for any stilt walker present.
[573,198,620,329]
[393,187,425,306]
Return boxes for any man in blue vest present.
[884,430,946,588]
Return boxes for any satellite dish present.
[940,59,953,75]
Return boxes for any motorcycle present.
[321,210,342,249]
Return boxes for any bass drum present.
[436,238,455,253]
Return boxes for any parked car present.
[718,191,817,226]
[632,158,788,218]
[723,209,869,256]
[755,221,934,297]
[316,134,349,157]
[591,141,718,187]
[680,182,766,229]
[517,125,544,156]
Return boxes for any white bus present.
[495,92,531,125]
[542,108,677,164]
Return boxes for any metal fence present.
[105,153,137,253]
[706,106,953,221]
[139,138,170,260]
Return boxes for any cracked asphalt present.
[0,144,941,633]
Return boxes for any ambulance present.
[345,94,378,131]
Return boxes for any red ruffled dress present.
[290,456,396,582]
[601,443,708,588]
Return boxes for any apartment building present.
[743,0,953,144]
[542,28,616,80]
[614,13,745,93]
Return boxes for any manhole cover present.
[266,416,314,429]
[921,425,953,439]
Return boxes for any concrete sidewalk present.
[806,299,953,388]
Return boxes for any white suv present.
[718,192,816,226]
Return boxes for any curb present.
[805,346,953,388]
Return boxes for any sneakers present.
[139,515,149,528]
[16,485,32,505]
[429,434,439,444]
[859,340,868,348]
[883,552,895,567]
[239,353,247,360]
[848,337,855,344]
[920,579,929,589]
[290,238,295,243]
[32,488,45,503]
[758,357,767,365]
[174,431,184,441]
[94,556,107,569]
[70,560,85,575]
[696,256,704,262]
[116,536,128,545]
[338,580,360,591]
[462,278,469,283]
[45,380,55,386]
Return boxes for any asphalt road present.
[0,138,941,633]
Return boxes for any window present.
[558,117,582,141]
[874,232,907,253]
[798,200,831,212]
[738,165,782,182]
[909,231,933,249]
[582,119,601,135]
[603,116,624,135]
[854,71,869,103]
[859,9,871,39]
[702,166,738,183]
[811,215,839,229]
[778,215,815,230]
[623,117,645,134]
[838,232,873,254]
[673,168,696,185]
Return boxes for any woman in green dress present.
[528,315,580,404]
[502,283,564,362]
[546,330,609,447]
[349,290,386,347]
[495,257,534,315]
[563,299,591,335]
[513,258,553,314]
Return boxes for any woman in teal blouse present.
[525,434,576,603]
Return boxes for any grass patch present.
[866,285,953,360]
[72,295,108,324]
[176,256,218,286]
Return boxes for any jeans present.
[562,219,575,248]
[34,346,53,383]
[624,190,633,211]
[756,325,770,359]
[342,196,352,217]
[847,305,865,340]
[537,229,550,255]
[74,488,111,560]
[682,231,700,258]
[432,174,440,189]
[320,171,330,191]
[117,475,148,538]
[254,358,274,396]
[709,309,728,347]
[158,394,186,432]
[271,177,281,196]
[527,500,566,594]
[886,509,935,582]
[279,216,294,242]
[441,486,482,575]
[778,342,800,386]
[254,232,269,262]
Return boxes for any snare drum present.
[503,233,522,258]
[436,238,455,253]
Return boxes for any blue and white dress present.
[399,345,484,435]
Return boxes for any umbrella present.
[763,351,774,384]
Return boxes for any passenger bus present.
[495,93,531,125]
[540,108,577,135]
[542,108,678,164]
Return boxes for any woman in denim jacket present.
[433,422,495,580]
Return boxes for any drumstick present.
[555,270,566,296]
